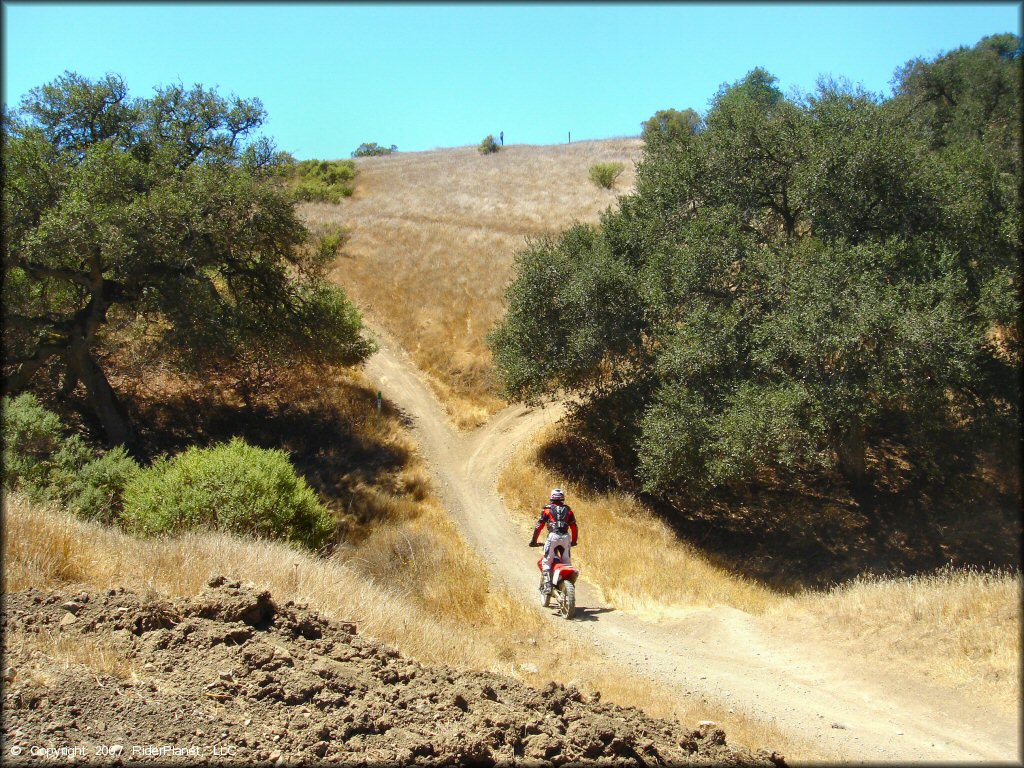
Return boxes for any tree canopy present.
[491,36,1021,498]
[351,142,397,158]
[893,33,1021,175]
[2,72,374,449]
[641,107,702,143]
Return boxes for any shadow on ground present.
[537,427,1021,593]
[77,362,425,543]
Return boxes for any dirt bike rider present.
[529,488,578,596]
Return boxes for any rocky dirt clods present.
[2,577,783,766]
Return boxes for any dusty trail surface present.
[365,330,1021,765]
[2,580,770,766]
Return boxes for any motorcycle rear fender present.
[538,556,578,583]
[552,564,578,585]
[537,556,567,570]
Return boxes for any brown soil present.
[1,578,780,767]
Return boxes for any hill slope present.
[301,139,642,427]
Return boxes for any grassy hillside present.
[301,139,642,428]
[8,125,1014,762]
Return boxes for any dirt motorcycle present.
[535,543,579,619]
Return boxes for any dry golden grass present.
[6,624,139,681]
[3,494,829,761]
[499,425,781,616]
[500,425,1023,712]
[301,139,643,428]
[773,567,1022,712]
[3,492,527,671]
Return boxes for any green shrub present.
[316,226,349,261]
[122,437,336,550]
[47,434,96,504]
[589,162,625,189]
[0,393,91,503]
[279,159,356,203]
[641,108,702,142]
[295,159,356,186]
[2,392,141,517]
[70,447,140,523]
[478,135,500,155]
[292,178,350,203]
[351,142,397,158]
[2,393,65,494]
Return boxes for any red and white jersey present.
[530,503,578,545]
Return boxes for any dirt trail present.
[364,329,1021,765]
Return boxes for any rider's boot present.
[541,571,552,595]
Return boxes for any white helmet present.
[549,488,565,503]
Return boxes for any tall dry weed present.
[773,566,1022,711]
[3,493,529,668]
[6,625,139,680]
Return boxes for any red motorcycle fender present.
[552,565,578,585]
[538,558,579,584]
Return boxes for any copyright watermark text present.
[7,743,238,759]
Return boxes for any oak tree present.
[2,73,373,449]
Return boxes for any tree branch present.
[2,342,66,394]
[16,258,93,288]
[4,313,57,331]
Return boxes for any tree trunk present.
[59,359,80,397]
[836,420,867,487]
[67,335,136,452]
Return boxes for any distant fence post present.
[568,131,571,144]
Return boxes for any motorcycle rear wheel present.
[558,581,576,619]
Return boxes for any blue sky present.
[2,3,1020,159]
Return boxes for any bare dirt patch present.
[2,578,781,766]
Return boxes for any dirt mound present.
[2,578,783,766]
